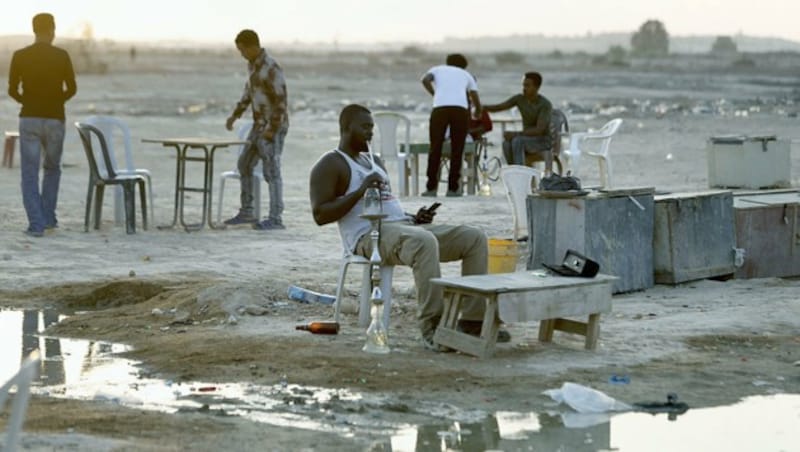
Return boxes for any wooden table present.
[431,271,616,358]
[142,137,247,231]
[401,141,479,196]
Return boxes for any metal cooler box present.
[527,187,655,293]
[706,135,791,189]
[653,190,736,284]
[733,190,800,279]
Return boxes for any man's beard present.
[349,136,369,152]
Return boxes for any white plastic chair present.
[372,112,413,196]
[500,165,542,242]
[0,350,40,452]
[84,116,155,224]
[561,118,623,188]
[334,251,395,328]
[216,121,260,223]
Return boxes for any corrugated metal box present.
[707,135,791,189]
[733,190,800,279]
[527,187,655,293]
[653,190,735,284]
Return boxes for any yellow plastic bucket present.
[488,238,519,274]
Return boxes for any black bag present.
[539,172,582,191]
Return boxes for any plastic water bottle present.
[287,285,336,305]
[362,287,390,354]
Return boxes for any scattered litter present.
[287,285,336,305]
[151,308,164,316]
[608,375,630,385]
[543,382,631,413]
[226,314,238,325]
[128,270,136,277]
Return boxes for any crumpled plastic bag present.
[543,382,632,413]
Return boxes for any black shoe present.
[224,213,257,225]
[253,218,285,230]
[24,228,44,238]
[421,190,437,197]
[457,320,511,343]
[446,190,463,197]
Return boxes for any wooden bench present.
[431,271,616,358]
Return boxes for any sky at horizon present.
[2,0,798,45]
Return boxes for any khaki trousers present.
[355,221,488,338]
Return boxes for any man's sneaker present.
[224,213,257,225]
[24,228,44,238]
[421,190,437,197]
[421,335,454,353]
[457,320,511,343]
[253,218,285,230]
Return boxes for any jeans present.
[238,126,288,222]
[502,135,551,165]
[19,117,65,232]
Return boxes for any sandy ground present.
[0,54,799,450]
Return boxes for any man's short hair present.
[524,71,543,88]
[32,13,55,35]
[446,53,468,69]
[235,29,260,47]
[339,104,371,131]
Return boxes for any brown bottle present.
[295,321,340,335]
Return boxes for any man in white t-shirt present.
[421,54,482,197]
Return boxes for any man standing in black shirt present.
[8,13,77,237]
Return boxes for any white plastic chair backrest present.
[235,121,259,172]
[501,165,542,241]
[0,350,40,451]
[84,115,134,173]
[372,112,411,160]
[590,118,623,156]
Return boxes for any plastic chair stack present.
[75,122,149,234]
[83,116,155,223]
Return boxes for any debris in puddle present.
[196,386,217,392]
[128,270,136,277]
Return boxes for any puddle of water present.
[2,309,798,451]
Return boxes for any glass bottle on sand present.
[295,321,340,335]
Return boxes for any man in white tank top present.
[310,104,510,351]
